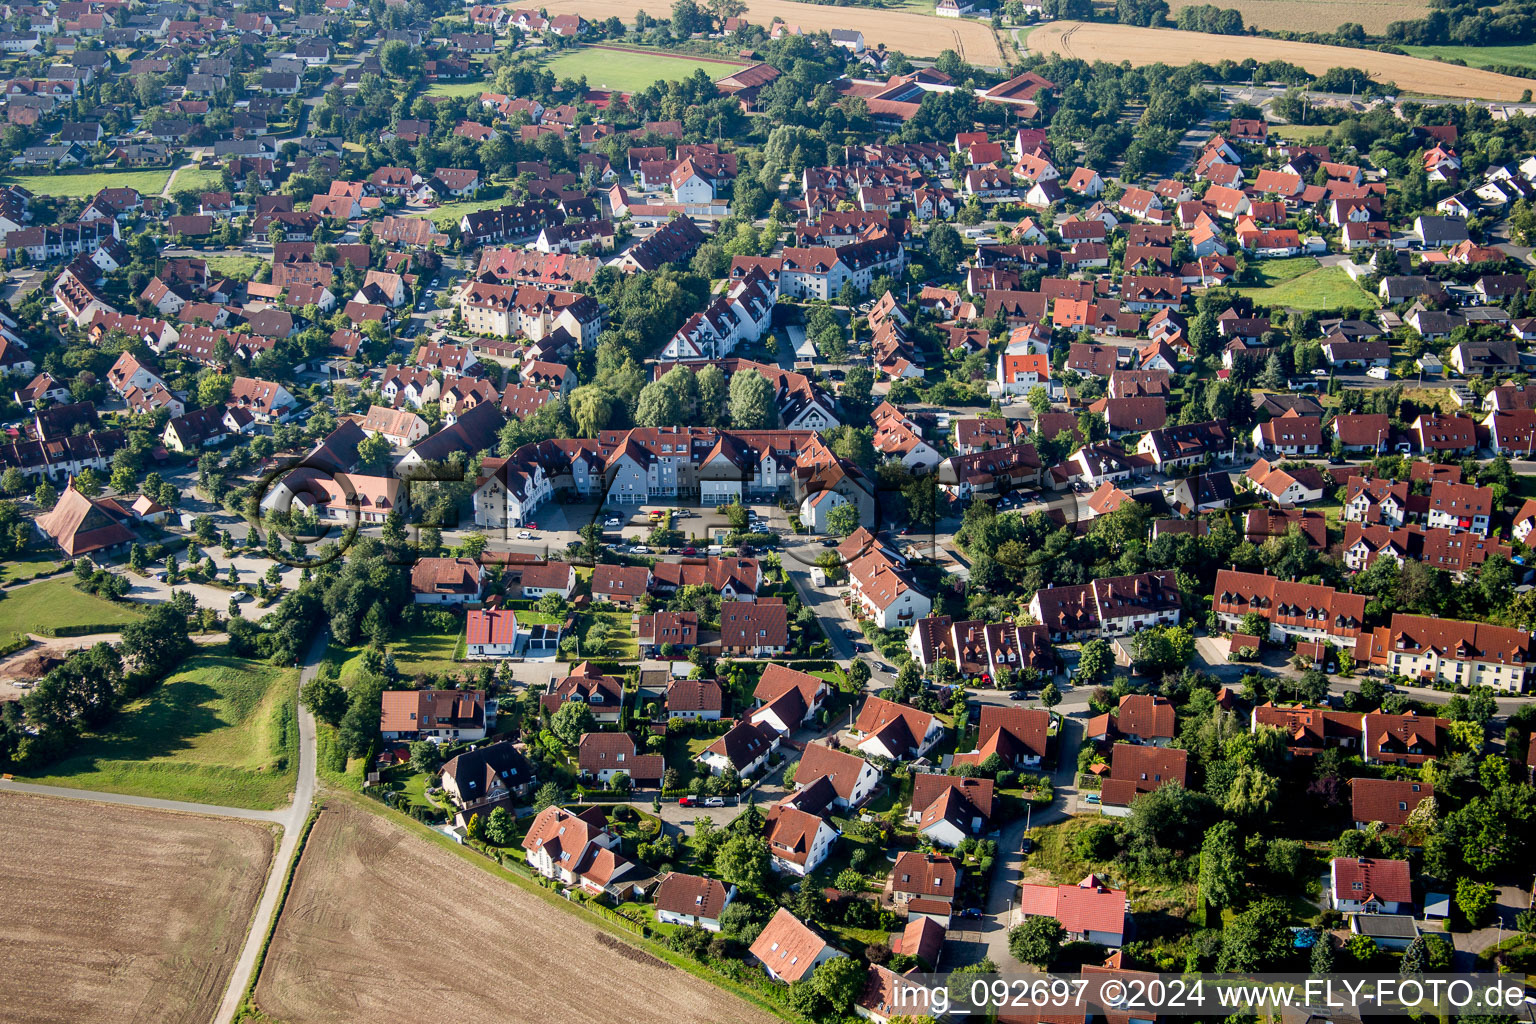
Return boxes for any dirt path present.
[211,629,323,1024]
[1028,21,1533,101]
[536,0,1005,64]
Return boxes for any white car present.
[1366,366,1391,380]
[630,545,650,555]
[604,518,621,527]
[517,531,533,539]
[703,796,725,807]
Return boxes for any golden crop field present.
[1029,21,1532,101]
[1168,0,1427,33]
[535,0,1006,64]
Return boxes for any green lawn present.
[0,580,142,637]
[330,626,466,682]
[172,165,227,194]
[540,47,747,94]
[20,651,300,809]
[1268,124,1333,143]
[430,195,511,229]
[426,79,489,97]
[202,254,264,279]
[574,609,638,660]
[3,168,172,198]
[0,549,68,585]
[1236,257,1381,314]
[1401,43,1536,72]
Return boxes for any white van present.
[1366,366,1391,380]
[810,567,827,588]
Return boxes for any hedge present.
[41,622,136,638]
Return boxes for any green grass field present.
[1236,257,1381,313]
[429,195,511,229]
[1269,124,1334,142]
[574,610,638,660]
[202,254,264,278]
[329,624,466,682]
[1401,43,1536,72]
[172,165,227,194]
[426,79,489,97]
[21,651,300,809]
[540,47,747,93]
[2,168,172,198]
[0,550,68,585]
[0,580,142,637]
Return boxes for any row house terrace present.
[1027,570,1181,640]
[473,428,823,526]
[906,614,1055,682]
[454,282,601,345]
[1357,614,1533,693]
[1212,569,1367,648]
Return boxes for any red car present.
[681,546,697,556]
[525,522,538,530]
[678,796,696,807]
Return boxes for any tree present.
[533,781,565,811]
[1076,639,1113,684]
[826,502,860,537]
[1456,877,1497,926]
[74,468,101,497]
[1198,820,1245,912]
[1399,935,1428,977]
[848,660,870,689]
[1008,915,1064,967]
[1310,934,1335,974]
[119,604,192,677]
[550,700,594,747]
[728,370,776,429]
[1217,898,1293,971]
[811,956,866,1014]
[33,479,56,510]
[378,38,418,78]
[409,739,444,774]
[356,433,392,472]
[1039,682,1061,708]
[714,833,769,889]
[928,222,963,271]
[301,675,349,728]
[484,805,515,845]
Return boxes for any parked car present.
[1007,690,1027,701]
[681,546,697,556]
[678,796,696,807]
[1311,368,1329,378]
[821,537,839,547]
[703,796,725,807]
[1085,793,1101,804]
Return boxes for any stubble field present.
[251,803,783,1024]
[1167,0,1425,32]
[537,0,1006,64]
[1029,21,1533,101]
[0,792,274,1024]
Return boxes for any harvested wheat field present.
[0,791,274,1024]
[253,804,783,1024]
[537,0,1005,64]
[1030,21,1532,101]
[1168,0,1425,33]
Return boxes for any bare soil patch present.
[0,792,274,1024]
[253,803,783,1024]
[1029,21,1532,101]
[536,0,1005,64]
